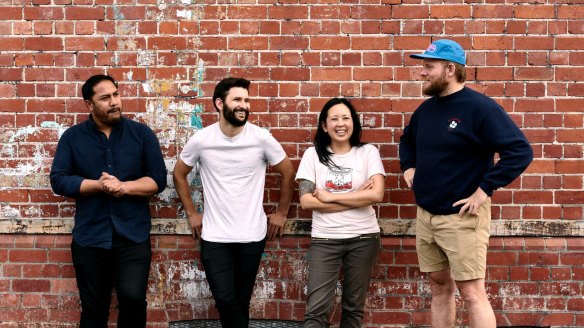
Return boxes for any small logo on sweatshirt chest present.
[447,118,461,131]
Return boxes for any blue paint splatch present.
[113,5,125,20]
[189,104,203,129]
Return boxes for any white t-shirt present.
[296,144,385,239]
[179,122,287,243]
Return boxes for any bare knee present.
[456,279,488,305]
[429,270,456,297]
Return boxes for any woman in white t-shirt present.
[296,98,386,328]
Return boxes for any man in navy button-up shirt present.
[50,74,166,328]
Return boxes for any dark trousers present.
[200,238,267,328]
[304,233,380,328]
[71,235,152,328]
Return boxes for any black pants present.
[71,235,152,328]
[201,238,266,328]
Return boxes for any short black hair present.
[212,77,250,111]
[82,75,117,101]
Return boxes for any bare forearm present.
[299,194,353,213]
[275,175,294,216]
[173,175,199,215]
[79,179,103,196]
[122,177,159,197]
[327,189,383,207]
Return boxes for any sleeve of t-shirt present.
[262,129,287,165]
[365,145,386,178]
[179,131,201,167]
[295,147,317,183]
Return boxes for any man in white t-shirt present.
[173,77,295,328]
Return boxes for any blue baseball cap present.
[410,39,466,65]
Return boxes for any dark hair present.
[314,98,365,168]
[212,77,251,111]
[82,75,117,101]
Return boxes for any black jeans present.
[201,238,267,328]
[71,235,152,328]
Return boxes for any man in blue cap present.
[399,40,533,327]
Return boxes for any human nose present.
[110,95,120,107]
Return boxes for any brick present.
[65,7,105,20]
[269,6,307,19]
[515,5,556,19]
[351,5,391,19]
[310,36,350,50]
[430,5,471,18]
[24,7,64,20]
[26,99,66,113]
[558,5,584,18]
[352,36,390,50]
[392,6,429,19]
[24,68,64,81]
[0,190,28,202]
[541,313,575,326]
[65,37,105,51]
[270,36,309,50]
[106,6,145,20]
[473,5,514,18]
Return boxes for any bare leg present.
[456,278,496,328]
[428,269,456,328]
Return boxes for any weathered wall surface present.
[0,0,583,326]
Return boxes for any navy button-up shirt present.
[50,115,167,248]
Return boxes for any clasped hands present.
[98,172,126,197]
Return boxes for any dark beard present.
[223,105,248,127]
[423,72,449,96]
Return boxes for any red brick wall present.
[1,1,583,327]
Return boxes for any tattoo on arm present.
[299,179,316,197]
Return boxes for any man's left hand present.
[267,212,287,240]
[453,187,488,217]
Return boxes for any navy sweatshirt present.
[399,87,533,215]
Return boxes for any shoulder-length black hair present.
[314,97,365,168]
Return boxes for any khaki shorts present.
[416,199,491,281]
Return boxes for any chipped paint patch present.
[177,10,193,19]
[138,51,156,66]
[1,205,20,218]
[169,261,211,299]
[0,145,46,177]
[363,116,377,127]
[0,144,16,157]
[8,125,39,143]
[40,121,68,139]
[117,38,138,51]
[195,59,204,96]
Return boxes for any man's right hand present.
[404,168,416,188]
[187,212,203,240]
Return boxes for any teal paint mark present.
[189,104,203,129]
[196,59,204,97]
[113,5,125,20]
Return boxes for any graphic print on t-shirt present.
[324,167,353,192]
